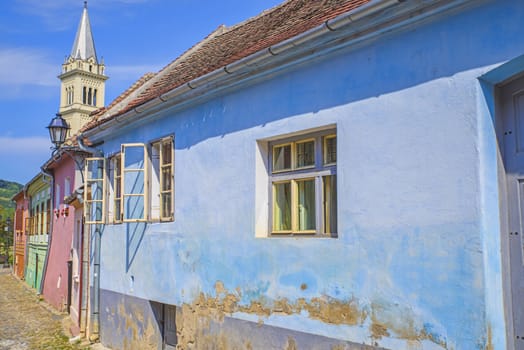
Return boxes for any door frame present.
[480,54,524,350]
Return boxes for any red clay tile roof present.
[86,72,156,124]
[83,0,371,132]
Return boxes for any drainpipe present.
[77,133,103,342]
[22,186,29,280]
[76,187,89,338]
[39,168,54,295]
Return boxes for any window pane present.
[89,181,104,201]
[162,141,172,166]
[325,136,336,164]
[124,146,145,169]
[296,141,315,168]
[86,201,103,222]
[115,199,122,221]
[124,170,144,195]
[297,179,316,231]
[161,193,172,218]
[273,145,291,172]
[124,196,144,220]
[86,159,104,180]
[162,166,172,191]
[323,175,337,234]
[115,176,121,198]
[273,182,291,231]
[114,155,122,222]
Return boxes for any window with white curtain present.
[269,129,337,236]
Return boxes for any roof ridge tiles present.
[83,0,372,133]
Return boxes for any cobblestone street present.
[0,268,106,350]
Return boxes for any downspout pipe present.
[38,167,54,295]
[77,133,103,341]
[22,186,29,280]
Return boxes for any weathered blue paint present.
[94,1,524,348]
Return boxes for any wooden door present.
[502,74,524,349]
[164,304,177,349]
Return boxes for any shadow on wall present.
[126,222,147,272]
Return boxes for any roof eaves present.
[83,0,377,136]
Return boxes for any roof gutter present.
[83,0,475,142]
[82,0,401,141]
[77,133,103,157]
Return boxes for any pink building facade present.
[42,152,84,333]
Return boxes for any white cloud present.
[0,136,51,155]
[0,48,59,87]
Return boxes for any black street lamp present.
[47,113,70,150]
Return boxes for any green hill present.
[0,179,23,220]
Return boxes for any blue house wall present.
[92,1,524,349]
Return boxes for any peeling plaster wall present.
[96,1,524,349]
[100,288,385,350]
[100,289,162,350]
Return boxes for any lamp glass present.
[47,114,70,149]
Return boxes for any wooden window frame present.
[323,135,337,166]
[88,137,175,225]
[269,130,337,237]
[84,157,106,224]
[121,143,148,223]
[151,136,174,222]
[107,153,122,224]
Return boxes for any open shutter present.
[122,143,148,222]
[84,157,106,224]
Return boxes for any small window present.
[64,177,71,198]
[55,184,61,210]
[88,137,175,225]
[45,199,51,234]
[107,154,122,224]
[324,135,336,165]
[151,136,174,221]
[295,139,315,169]
[122,144,148,222]
[269,130,337,236]
[84,158,106,224]
[272,143,292,172]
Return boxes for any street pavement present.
[0,267,109,350]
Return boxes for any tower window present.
[83,86,87,104]
[66,87,75,105]
[93,89,97,106]
[88,88,92,105]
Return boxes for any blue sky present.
[0,0,282,184]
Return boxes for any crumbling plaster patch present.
[174,281,450,349]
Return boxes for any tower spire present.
[58,2,108,137]
[70,2,97,63]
